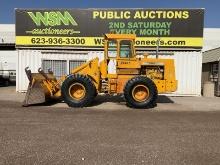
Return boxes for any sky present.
[0,0,220,27]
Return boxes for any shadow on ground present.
[157,95,174,103]
[24,99,62,107]
[91,94,174,107]
[21,94,174,108]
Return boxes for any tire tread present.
[61,74,95,107]
[124,76,158,109]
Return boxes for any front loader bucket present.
[22,67,61,106]
[23,81,46,106]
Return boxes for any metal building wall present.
[17,49,202,96]
[160,52,202,96]
[16,50,103,92]
[0,50,17,70]
[0,24,15,44]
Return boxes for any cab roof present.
[105,34,136,40]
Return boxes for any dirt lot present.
[1,86,220,165]
[1,86,220,111]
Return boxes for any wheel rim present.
[132,85,149,102]
[69,83,86,100]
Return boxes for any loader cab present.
[102,34,136,76]
[104,34,136,60]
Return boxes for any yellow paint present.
[24,33,178,105]
[68,83,86,100]
[71,57,101,90]
[132,85,150,102]
[16,36,203,47]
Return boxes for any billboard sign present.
[15,8,204,49]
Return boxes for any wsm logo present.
[27,11,78,26]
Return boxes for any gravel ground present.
[0,86,220,165]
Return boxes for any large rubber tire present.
[61,74,96,107]
[124,76,158,109]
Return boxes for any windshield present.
[120,40,132,58]
[107,40,117,58]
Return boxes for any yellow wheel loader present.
[23,34,177,108]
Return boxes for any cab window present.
[120,40,132,58]
[107,40,117,58]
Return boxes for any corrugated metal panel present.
[0,50,17,80]
[17,50,88,92]
[17,50,202,96]
[0,51,17,70]
[202,47,220,63]
[87,51,104,62]
[17,50,40,92]
[137,51,202,96]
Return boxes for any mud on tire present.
[61,74,96,107]
[124,76,158,109]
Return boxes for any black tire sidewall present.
[124,76,158,108]
[61,74,95,107]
